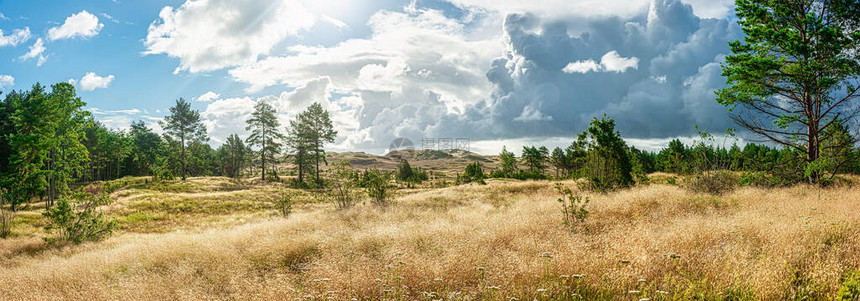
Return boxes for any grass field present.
[1,176,859,300]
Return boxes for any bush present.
[489,169,548,180]
[0,209,13,238]
[556,183,588,232]
[397,159,428,183]
[364,167,393,206]
[460,162,486,184]
[43,194,116,244]
[837,269,860,301]
[686,170,738,195]
[277,193,293,217]
[328,160,360,209]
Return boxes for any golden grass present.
[0,179,859,300]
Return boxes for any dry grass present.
[0,178,859,300]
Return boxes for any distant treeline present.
[0,83,336,211]
[485,116,859,189]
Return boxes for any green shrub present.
[277,193,293,217]
[837,269,860,301]
[686,170,738,195]
[364,167,393,206]
[556,183,588,232]
[43,195,116,244]
[0,209,13,238]
[328,160,360,209]
[460,162,486,184]
[396,159,428,183]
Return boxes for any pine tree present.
[160,98,208,181]
[245,101,285,181]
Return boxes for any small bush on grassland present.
[460,162,486,184]
[364,167,393,206]
[686,170,738,195]
[43,194,116,244]
[0,209,13,238]
[276,193,292,217]
[328,160,360,209]
[556,183,588,232]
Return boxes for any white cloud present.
[445,0,732,19]
[227,6,502,152]
[0,13,8,20]
[563,51,639,74]
[19,38,46,66]
[71,72,115,91]
[195,91,220,102]
[0,75,13,88]
[0,27,31,47]
[100,13,119,23]
[446,0,649,19]
[562,59,600,74]
[144,0,316,73]
[600,51,639,72]
[47,10,104,41]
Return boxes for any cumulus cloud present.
[0,27,31,47]
[445,0,734,19]
[563,51,639,74]
[480,0,742,142]
[228,5,501,152]
[195,91,220,102]
[144,0,316,73]
[0,75,13,88]
[47,10,104,41]
[19,38,46,66]
[70,72,115,91]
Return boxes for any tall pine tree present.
[160,98,208,181]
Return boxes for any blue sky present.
[0,0,741,154]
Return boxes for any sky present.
[0,0,744,155]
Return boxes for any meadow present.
[1,176,859,300]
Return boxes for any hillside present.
[1,177,859,299]
[324,149,500,172]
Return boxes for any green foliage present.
[717,0,860,183]
[245,101,285,182]
[686,170,738,195]
[555,183,588,232]
[277,193,293,217]
[328,160,360,209]
[396,159,427,183]
[836,269,860,301]
[160,98,208,181]
[287,103,337,185]
[220,134,248,178]
[0,208,12,238]
[499,146,517,175]
[577,115,634,191]
[460,161,486,184]
[43,194,116,244]
[521,146,548,174]
[364,167,393,206]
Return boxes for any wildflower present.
[397,261,406,265]
[434,277,443,282]
[510,298,519,301]
[619,260,631,264]
[537,288,548,293]
[487,286,500,290]
[656,290,670,295]
[628,290,641,294]
[540,252,553,258]
[639,299,650,301]
[476,267,486,272]
[572,274,586,279]
[559,275,570,279]
[638,278,646,283]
